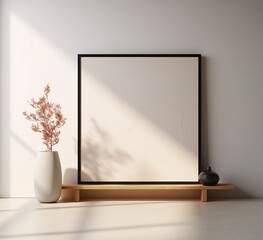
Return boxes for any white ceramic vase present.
[34,151,62,203]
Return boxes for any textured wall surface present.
[1,0,263,197]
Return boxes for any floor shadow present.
[0,222,180,239]
[0,201,34,235]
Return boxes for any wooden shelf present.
[62,183,235,202]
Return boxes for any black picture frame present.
[78,54,201,184]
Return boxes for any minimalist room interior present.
[1,1,263,239]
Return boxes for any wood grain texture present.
[62,183,235,191]
[62,183,235,202]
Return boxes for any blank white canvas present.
[80,56,199,182]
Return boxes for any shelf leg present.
[201,189,207,202]
[74,189,80,202]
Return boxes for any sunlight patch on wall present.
[8,12,76,196]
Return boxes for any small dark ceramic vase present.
[198,166,219,186]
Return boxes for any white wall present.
[1,0,263,197]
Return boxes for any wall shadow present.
[9,2,200,154]
[200,56,209,171]
[81,119,132,181]
[7,3,202,187]
[82,58,198,157]
[5,2,252,198]
[10,131,36,156]
[60,168,77,201]
[0,1,11,197]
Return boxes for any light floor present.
[0,198,262,240]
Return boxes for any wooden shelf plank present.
[62,183,235,191]
[62,183,235,202]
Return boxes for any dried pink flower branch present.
[23,84,66,151]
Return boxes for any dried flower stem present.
[23,84,66,151]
